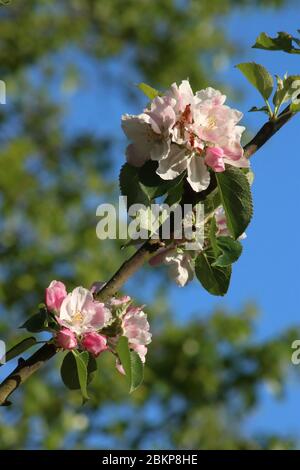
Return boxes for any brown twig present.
[0,105,298,405]
[243,104,295,158]
[0,343,57,405]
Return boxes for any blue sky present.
[24,2,300,444]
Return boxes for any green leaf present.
[137,82,160,100]
[240,168,255,187]
[273,75,300,111]
[129,351,144,392]
[236,62,273,101]
[60,351,97,398]
[195,249,231,296]
[72,351,90,401]
[119,163,150,207]
[138,160,184,199]
[204,187,221,218]
[253,31,300,54]
[20,308,48,333]
[216,167,253,239]
[164,181,184,205]
[212,236,243,267]
[249,106,269,115]
[116,336,144,393]
[0,337,36,366]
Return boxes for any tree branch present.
[0,343,57,406]
[243,104,295,158]
[0,104,298,405]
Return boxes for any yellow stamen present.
[73,311,83,324]
[206,116,216,129]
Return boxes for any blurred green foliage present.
[0,0,297,450]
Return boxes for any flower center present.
[206,116,216,129]
[73,311,83,324]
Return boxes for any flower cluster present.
[122,81,248,192]
[45,281,152,370]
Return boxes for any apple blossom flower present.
[122,81,249,192]
[150,246,195,287]
[58,286,112,335]
[46,280,67,312]
[122,111,171,167]
[81,332,107,357]
[56,327,78,350]
[163,251,195,287]
[114,303,152,375]
[121,305,152,362]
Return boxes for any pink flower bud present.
[205,147,225,173]
[46,280,67,312]
[56,328,77,350]
[82,332,107,357]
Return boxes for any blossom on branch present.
[122,81,249,192]
[121,305,152,363]
[45,281,152,368]
[58,286,112,335]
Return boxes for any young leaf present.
[216,167,253,239]
[236,62,273,101]
[253,31,300,54]
[273,75,300,112]
[72,351,90,401]
[137,83,160,100]
[60,351,97,395]
[129,351,144,392]
[212,237,243,267]
[20,308,48,333]
[0,337,36,366]
[116,336,144,393]
[119,163,150,207]
[195,249,231,296]
[249,106,269,115]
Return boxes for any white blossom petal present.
[156,144,188,180]
[187,155,210,192]
[164,253,194,287]
[195,87,226,106]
